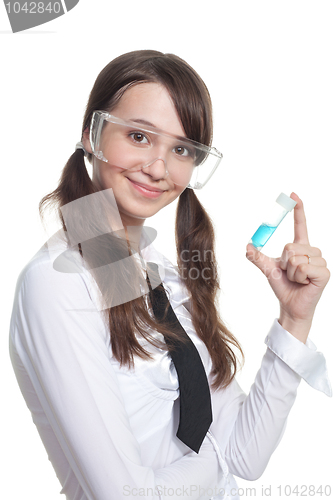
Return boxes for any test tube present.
[249,193,297,251]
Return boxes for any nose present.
[141,157,169,181]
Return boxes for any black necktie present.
[146,262,212,454]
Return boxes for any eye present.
[173,145,194,158]
[129,131,149,144]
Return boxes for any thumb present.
[246,243,278,278]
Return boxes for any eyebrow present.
[130,118,156,127]
[129,118,188,140]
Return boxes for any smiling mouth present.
[127,178,166,198]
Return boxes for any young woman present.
[9,50,331,500]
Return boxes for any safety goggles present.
[89,111,222,189]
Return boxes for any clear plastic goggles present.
[89,111,222,189]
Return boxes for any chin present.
[126,208,160,221]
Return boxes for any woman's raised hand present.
[246,193,330,343]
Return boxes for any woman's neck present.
[123,224,144,256]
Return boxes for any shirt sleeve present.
[265,318,332,396]
[9,256,223,500]
[209,319,331,482]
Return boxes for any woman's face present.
[83,82,189,228]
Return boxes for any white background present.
[1,1,332,499]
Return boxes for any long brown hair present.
[40,50,243,390]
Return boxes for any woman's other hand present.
[246,193,330,343]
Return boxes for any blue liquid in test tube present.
[249,193,297,251]
[250,224,278,249]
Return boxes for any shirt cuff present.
[264,319,332,397]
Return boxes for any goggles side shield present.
[90,111,222,189]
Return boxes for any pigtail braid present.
[39,149,96,225]
[176,188,244,390]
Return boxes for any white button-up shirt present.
[9,229,331,500]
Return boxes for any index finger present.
[290,192,310,245]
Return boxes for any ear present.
[82,127,93,154]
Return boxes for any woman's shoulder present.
[13,230,94,311]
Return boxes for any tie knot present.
[146,261,162,291]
